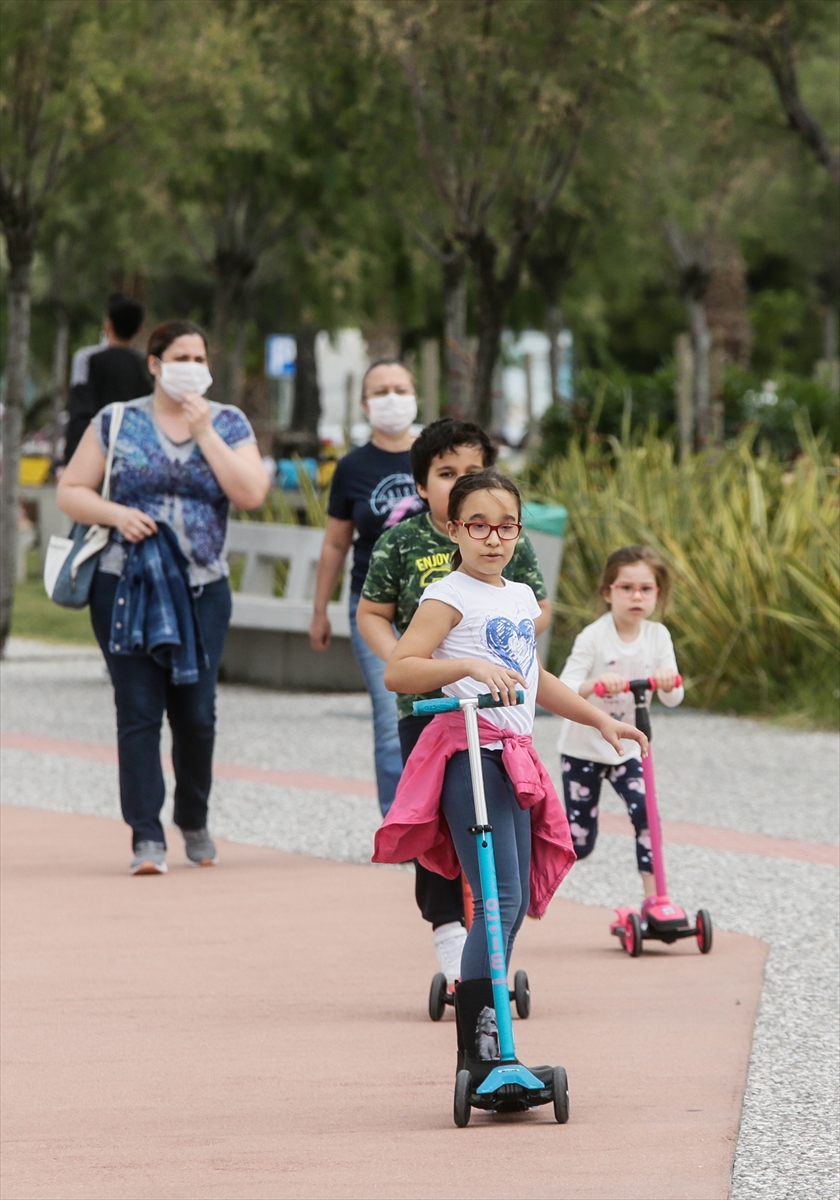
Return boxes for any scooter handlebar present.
[593,674,682,698]
[413,689,525,715]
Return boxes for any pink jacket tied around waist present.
[372,711,576,919]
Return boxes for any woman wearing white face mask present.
[58,320,269,875]
[310,359,419,816]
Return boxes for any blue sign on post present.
[265,335,297,379]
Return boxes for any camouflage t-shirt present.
[362,511,549,719]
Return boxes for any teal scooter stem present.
[413,692,546,1099]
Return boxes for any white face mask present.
[366,391,417,435]
[157,360,213,403]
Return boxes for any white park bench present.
[221,520,361,689]
[221,518,565,691]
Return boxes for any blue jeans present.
[441,748,531,980]
[90,570,232,849]
[348,591,402,817]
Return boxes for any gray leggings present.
[440,747,531,980]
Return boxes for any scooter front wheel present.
[552,1066,570,1124]
[625,911,643,957]
[429,972,448,1021]
[454,1069,472,1127]
[696,909,713,954]
[513,969,531,1019]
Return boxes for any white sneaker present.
[432,921,467,986]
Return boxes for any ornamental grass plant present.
[529,420,840,729]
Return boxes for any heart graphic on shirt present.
[485,616,536,679]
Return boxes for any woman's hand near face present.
[181,392,212,440]
[116,507,158,543]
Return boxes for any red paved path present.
[1,805,766,1200]
[3,730,837,867]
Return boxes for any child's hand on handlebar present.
[468,660,526,705]
[596,672,627,695]
[652,669,678,693]
[599,717,648,757]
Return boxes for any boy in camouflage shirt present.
[357,418,550,984]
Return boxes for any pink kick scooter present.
[595,676,713,957]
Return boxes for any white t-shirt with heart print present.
[420,570,542,741]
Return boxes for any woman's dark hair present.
[361,357,415,398]
[410,418,496,486]
[107,294,144,340]
[447,469,522,568]
[147,320,209,360]
[600,545,671,612]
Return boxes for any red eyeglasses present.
[453,520,523,541]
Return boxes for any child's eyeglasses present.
[610,583,659,597]
[454,520,523,541]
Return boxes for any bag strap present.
[101,403,125,501]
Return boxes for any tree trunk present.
[443,256,470,418]
[289,320,321,455]
[472,305,505,429]
[686,296,712,449]
[1,248,33,654]
[228,315,248,412]
[210,246,256,407]
[51,305,69,462]
[547,302,562,407]
[674,332,694,462]
[210,276,235,405]
[468,229,528,429]
[824,302,838,362]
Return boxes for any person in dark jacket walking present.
[63,295,152,464]
[57,319,270,874]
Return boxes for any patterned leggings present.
[561,755,652,873]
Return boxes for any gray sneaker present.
[182,828,218,866]
[130,841,168,875]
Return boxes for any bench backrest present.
[226,521,352,603]
[226,520,564,630]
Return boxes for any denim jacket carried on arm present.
[109,523,208,685]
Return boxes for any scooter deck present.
[476,1063,545,1094]
[470,1064,555,1113]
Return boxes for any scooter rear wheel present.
[429,972,448,1021]
[625,911,643,957]
[552,1066,570,1124]
[513,969,531,1019]
[696,909,713,954]
[454,1069,472,1127]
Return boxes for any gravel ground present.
[2,639,839,1200]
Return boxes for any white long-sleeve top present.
[557,612,684,765]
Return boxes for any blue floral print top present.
[92,395,256,585]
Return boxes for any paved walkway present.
[2,805,766,1200]
[1,639,838,1199]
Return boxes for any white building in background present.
[315,329,370,446]
[308,327,572,448]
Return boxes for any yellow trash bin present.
[19,456,51,486]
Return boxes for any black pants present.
[90,570,232,849]
[561,753,651,873]
[399,713,465,930]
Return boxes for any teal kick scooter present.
[413,692,570,1127]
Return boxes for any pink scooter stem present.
[641,747,667,898]
[593,674,682,900]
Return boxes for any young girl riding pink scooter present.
[557,545,683,916]
[373,471,647,1086]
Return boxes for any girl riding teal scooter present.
[374,470,647,1123]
